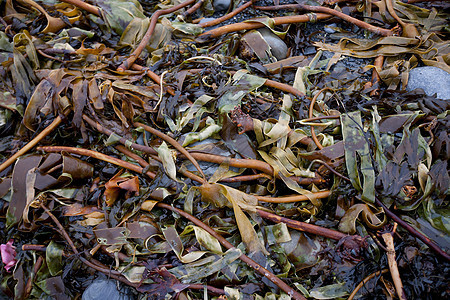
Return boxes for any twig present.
[199,1,253,28]
[348,269,389,300]
[381,232,407,300]
[199,14,331,39]
[156,203,306,300]
[117,0,196,71]
[36,146,156,178]
[254,4,394,36]
[375,198,450,261]
[0,116,62,174]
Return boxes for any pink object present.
[1,239,17,272]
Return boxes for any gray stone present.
[213,0,230,12]
[258,28,288,61]
[406,66,450,99]
[82,279,134,300]
[198,17,216,24]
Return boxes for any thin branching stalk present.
[0,116,63,174]
[117,0,196,71]
[255,4,394,36]
[199,14,331,39]
[199,1,253,28]
[382,232,407,300]
[134,121,207,182]
[156,202,307,300]
[348,269,389,300]
[375,198,450,261]
[37,146,156,178]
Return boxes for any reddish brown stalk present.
[59,0,101,16]
[156,203,306,300]
[200,1,253,28]
[82,114,157,155]
[256,190,330,203]
[117,0,196,71]
[370,55,384,96]
[257,209,345,240]
[131,64,176,96]
[114,145,157,179]
[84,114,320,185]
[0,116,62,174]
[189,68,306,98]
[181,0,204,18]
[37,49,64,62]
[134,121,206,182]
[264,78,306,98]
[375,198,450,261]
[348,269,389,300]
[219,173,272,183]
[255,4,393,36]
[37,146,155,178]
[199,14,331,39]
[309,87,334,150]
[40,203,138,288]
[24,255,43,299]
[301,115,340,122]
[22,244,47,252]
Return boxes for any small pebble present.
[198,17,216,24]
[213,0,231,12]
[406,66,450,99]
[258,28,288,61]
[82,279,133,300]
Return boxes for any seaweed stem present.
[348,269,389,300]
[309,87,334,150]
[258,209,345,240]
[198,14,331,39]
[0,116,63,174]
[181,0,204,18]
[254,4,394,36]
[40,203,139,287]
[375,198,450,261]
[134,121,207,182]
[381,232,407,300]
[256,191,330,203]
[156,202,307,300]
[117,0,196,71]
[36,146,156,178]
[24,255,43,299]
[200,1,253,28]
[59,0,101,16]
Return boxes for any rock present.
[82,279,134,300]
[213,0,230,12]
[258,28,288,61]
[406,66,450,99]
[198,17,216,24]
